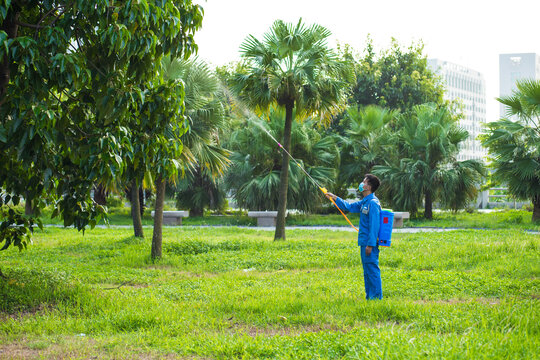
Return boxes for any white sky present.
[193,0,540,123]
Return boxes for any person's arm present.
[325,192,362,213]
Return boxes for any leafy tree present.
[373,103,486,218]
[337,105,398,187]
[233,19,352,240]
[0,1,203,261]
[480,79,540,222]
[349,37,444,112]
[224,108,339,213]
[162,56,230,217]
[136,84,190,259]
[215,61,245,89]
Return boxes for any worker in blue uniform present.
[325,174,383,300]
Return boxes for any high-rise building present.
[499,53,540,117]
[428,59,487,161]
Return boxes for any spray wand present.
[258,123,359,232]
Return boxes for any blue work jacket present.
[335,193,381,247]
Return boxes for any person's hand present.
[365,246,372,257]
[325,192,337,201]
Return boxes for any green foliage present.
[480,79,540,222]
[174,172,228,216]
[373,103,486,217]
[234,19,353,120]
[0,205,41,251]
[215,60,246,89]
[0,227,538,358]
[0,1,203,250]
[338,105,398,186]
[348,37,444,112]
[162,56,231,216]
[224,109,339,212]
[163,56,230,175]
[105,196,124,208]
[437,160,487,211]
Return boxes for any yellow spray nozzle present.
[319,187,327,194]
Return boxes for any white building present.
[499,53,540,117]
[428,59,487,161]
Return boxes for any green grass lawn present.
[38,206,539,231]
[1,227,538,359]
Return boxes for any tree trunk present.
[151,175,165,259]
[424,188,433,220]
[533,195,540,223]
[208,184,215,209]
[93,184,108,206]
[138,186,145,216]
[274,102,294,241]
[24,191,33,216]
[131,180,144,238]
[190,208,203,217]
[0,8,18,106]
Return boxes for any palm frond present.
[223,111,339,212]
[233,18,351,124]
[482,80,540,205]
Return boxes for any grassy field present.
[0,226,538,359]
[38,206,539,231]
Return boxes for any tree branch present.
[71,36,107,78]
[14,20,46,29]
[47,7,69,28]
[103,279,135,294]
[47,89,93,138]
[38,5,66,27]
[0,9,19,107]
[34,5,67,38]
[16,5,69,31]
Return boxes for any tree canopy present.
[347,38,445,112]
[224,108,339,213]
[0,1,203,251]
[480,79,540,222]
[337,105,398,188]
[163,56,231,217]
[373,103,486,218]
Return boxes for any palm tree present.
[224,108,339,213]
[233,19,352,240]
[374,103,486,218]
[480,79,540,222]
[162,56,231,215]
[338,105,398,186]
[173,169,227,217]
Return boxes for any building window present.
[510,56,522,65]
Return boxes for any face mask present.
[358,182,364,192]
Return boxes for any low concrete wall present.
[151,210,189,226]
[247,211,287,227]
[393,212,410,228]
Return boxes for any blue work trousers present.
[360,245,382,300]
